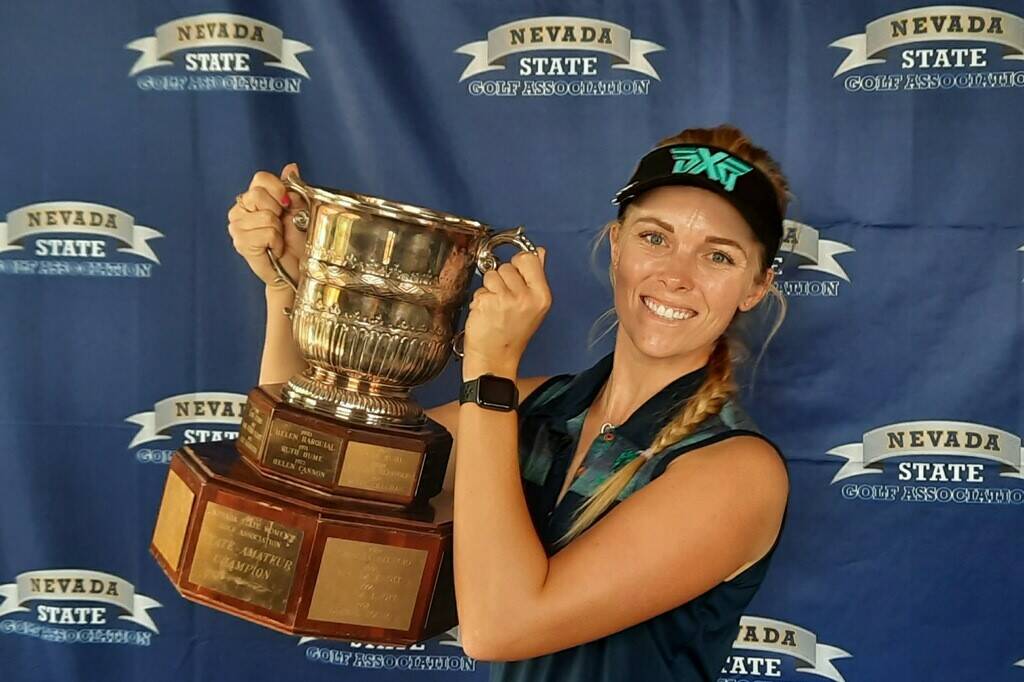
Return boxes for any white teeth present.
[642,296,695,321]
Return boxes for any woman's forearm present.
[258,285,307,385]
[454,361,550,655]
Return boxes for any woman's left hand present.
[462,247,550,379]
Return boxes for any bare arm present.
[228,163,309,386]
[425,375,552,495]
[454,401,788,661]
[258,286,307,385]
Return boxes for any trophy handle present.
[282,170,313,232]
[474,225,536,273]
[452,226,537,359]
[263,170,314,301]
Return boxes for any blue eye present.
[711,250,736,265]
[639,231,666,246]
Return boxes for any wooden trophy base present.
[236,384,452,507]
[150,439,457,644]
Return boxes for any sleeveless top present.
[488,351,791,682]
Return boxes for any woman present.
[228,123,790,682]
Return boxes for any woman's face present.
[610,185,774,360]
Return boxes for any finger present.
[511,249,548,292]
[285,189,307,210]
[231,210,283,234]
[279,163,307,210]
[242,186,285,216]
[469,287,493,310]
[482,268,509,295]
[228,201,248,221]
[234,225,284,258]
[249,170,290,209]
[234,191,252,212]
[496,262,528,296]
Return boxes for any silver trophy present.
[151,174,536,644]
[265,172,537,427]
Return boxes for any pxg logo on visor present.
[670,146,753,192]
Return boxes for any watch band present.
[459,377,479,405]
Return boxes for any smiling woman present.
[550,126,791,550]
[432,124,794,682]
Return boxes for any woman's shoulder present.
[714,399,786,463]
[683,398,781,453]
[624,398,786,496]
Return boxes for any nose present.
[656,251,697,291]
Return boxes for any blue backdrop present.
[2,1,1023,680]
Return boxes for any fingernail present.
[281,193,291,207]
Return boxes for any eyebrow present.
[632,216,748,253]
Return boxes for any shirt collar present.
[535,351,710,447]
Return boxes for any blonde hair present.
[553,124,791,549]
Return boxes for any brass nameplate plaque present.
[188,502,303,614]
[308,538,427,630]
[238,399,269,457]
[152,469,194,571]
[339,441,422,496]
[263,419,343,486]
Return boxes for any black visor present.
[612,144,784,265]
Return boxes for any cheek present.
[614,244,659,289]
[701,277,749,318]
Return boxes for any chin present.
[623,325,695,360]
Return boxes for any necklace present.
[596,382,621,436]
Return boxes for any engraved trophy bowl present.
[265,172,536,428]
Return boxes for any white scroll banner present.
[125,392,248,448]
[0,570,161,633]
[126,13,313,78]
[831,6,1024,77]
[734,616,852,682]
[0,202,163,263]
[827,420,1024,483]
[456,16,664,81]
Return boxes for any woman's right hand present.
[227,162,309,292]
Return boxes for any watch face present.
[478,376,516,408]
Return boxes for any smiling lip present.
[641,295,697,321]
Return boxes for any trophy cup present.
[150,173,535,644]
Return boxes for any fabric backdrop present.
[1,1,1022,680]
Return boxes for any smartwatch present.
[459,374,519,412]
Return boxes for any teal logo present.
[670,146,752,191]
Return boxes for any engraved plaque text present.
[339,441,422,496]
[238,399,269,457]
[308,538,427,630]
[188,502,303,614]
[264,420,343,485]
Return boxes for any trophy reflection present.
[150,174,535,643]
